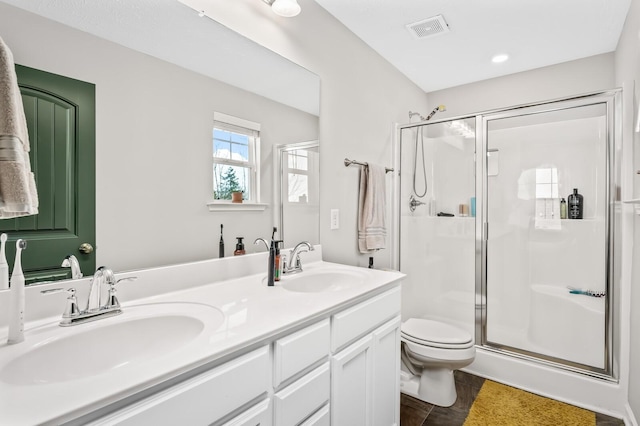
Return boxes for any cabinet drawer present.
[300,404,330,426]
[274,319,330,387]
[98,346,270,425]
[274,363,330,426]
[331,286,400,352]
[222,399,271,426]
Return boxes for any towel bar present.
[344,158,393,173]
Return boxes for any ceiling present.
[1,0,632,99]
[0,0,320,116]
[314,0,632,92]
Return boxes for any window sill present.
[207,202,268,212]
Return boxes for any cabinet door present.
[331,334,373,426]
[372,316,401,426]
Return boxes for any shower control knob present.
[79,243,94,254]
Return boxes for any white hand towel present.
[358,163,386,253]
[0,37,38,218]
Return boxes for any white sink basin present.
[0,302,224,386]
[281,269,366,293]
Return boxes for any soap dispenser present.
[234,237,246,256]
[219,224,225,258]
[267,227,277,287]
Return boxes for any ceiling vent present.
[406,15,450,40]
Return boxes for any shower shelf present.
[622,199,640,215]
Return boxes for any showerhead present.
[409,105,446,122]
[425,105,446,121]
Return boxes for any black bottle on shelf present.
[568,188,584,219]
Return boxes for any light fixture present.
[491,54,509,64]
[263,0,301,17]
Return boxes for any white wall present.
[199,0,431,269]
[0,3,318,272]
[428,53,615,118]
[614,0,640,422]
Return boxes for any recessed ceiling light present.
[492,54,509,64]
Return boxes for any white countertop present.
[0,252,404,425]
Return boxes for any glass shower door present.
[399,118,476,335]
[482,99,612,372]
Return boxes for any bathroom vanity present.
[0,247,403,425]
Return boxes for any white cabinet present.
[92,346,270,426]
[371,317,402,426]
[222,399,272,426]
[332,286,401,352]
[300,404,330,426]
[331,334,374,426]
[273,318,330,388]
[88,284,401,426]
[330,317,401,426]
[273,363,330,426]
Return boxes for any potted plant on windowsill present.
[231,191,243,203]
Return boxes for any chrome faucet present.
[87,266,115,312]
[253,237,269,251]
[43,266,137,327]
[61,255,83,279]
[284,241,314,275]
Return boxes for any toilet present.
[400,318,476,407]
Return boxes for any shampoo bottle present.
[560,198,567,219]
[274,240,283,281]
[234,237,246,255]
[568,188,584,219]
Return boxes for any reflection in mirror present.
[0,1,320,283]
[275,141,320,248]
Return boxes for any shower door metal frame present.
[475,89,621,380]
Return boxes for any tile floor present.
[400,371,625,426]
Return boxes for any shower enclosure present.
[396,90,620,379]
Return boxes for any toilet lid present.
[401,318,472,346]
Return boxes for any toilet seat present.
[401,318,473,349]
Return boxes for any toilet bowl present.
[400,318,476,407]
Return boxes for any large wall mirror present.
[0,0,320,281]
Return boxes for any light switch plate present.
[330,209,339,230]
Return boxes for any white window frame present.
[209,112,265,211]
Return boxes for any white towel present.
[0,37,38,218]
[358,163,386,253]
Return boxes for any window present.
[212,113,260,202]
[535,167,559,199]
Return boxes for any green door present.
[0,65,95,284]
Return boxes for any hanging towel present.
[0,37,38,218]
[358,163,386,253]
